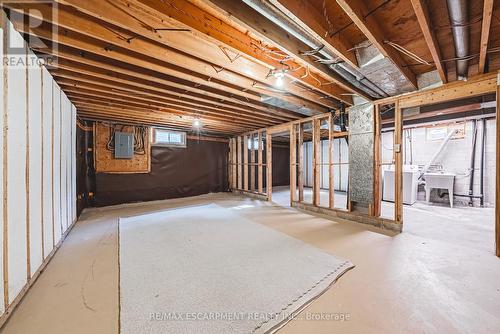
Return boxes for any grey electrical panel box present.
[114,132,134,159]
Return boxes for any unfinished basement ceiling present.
[2,0,499,136]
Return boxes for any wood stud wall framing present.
[372,105,382,218]
[328,115,335,210]
[230,130,268,199]
[231,112,350,212]
[312,118,321,207]
[243,135,248,191]
[258,132,263,194]
[289,124,296,206]
[297,124,304,202]
[266,133,272,202]
[497,80,500,257]
[394,100,403,223]
[229,72,500,247]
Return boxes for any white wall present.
[303,138,349,191]
[0,17,76,316]
[381,118,496,206]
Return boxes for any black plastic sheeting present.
[92,139,229,207]
[76,121,94,216]
[272,144,290,187]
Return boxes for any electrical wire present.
[322,0,335,37]
[105,123,148,155]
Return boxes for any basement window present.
[248,137,262,151]
[152,128,187,148]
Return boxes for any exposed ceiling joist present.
[50,69,291,124]
[267,0,359,69]
[52,64,294,120]
[56,0,353,106]
[66,91,274,128]
[69,96,263,129]
[77,105,251,132]
[37,44,296,121]
[8,3,326,115]
[77,109,248,134]
[177,0,371,100]
[336,0,418,89]
[410,0,447,83]
[479,0,494,74]
[63,86,280,127]
[11,19,303,128]
[58,0,335,111]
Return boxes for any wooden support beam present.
[496,81,500,257]
[479,0,494,74]
[269,0,358,69]
[394,101,403,223]
[336,0,418,88]
[258,131,263,194]
[298,124,304,202]
[290,124,297,205]
[243,135,249,191]
[250,134,255,191]
[266,132,272,201]
[372,105,382,217]
[237,136,242,190]
[312,118,321,206]
[328,114,335,209]
[410,0,447,83]
[375,72,498,108]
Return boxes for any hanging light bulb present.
[193,118,202,128]
[275,76,284,87]
[273,69,286,88]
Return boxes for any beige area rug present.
[119,203,354,334]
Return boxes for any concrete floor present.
[273,186,496,254]
[1,192,499,334]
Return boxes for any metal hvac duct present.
[446,0,470,79]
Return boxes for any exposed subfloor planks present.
[1,193,499,333]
